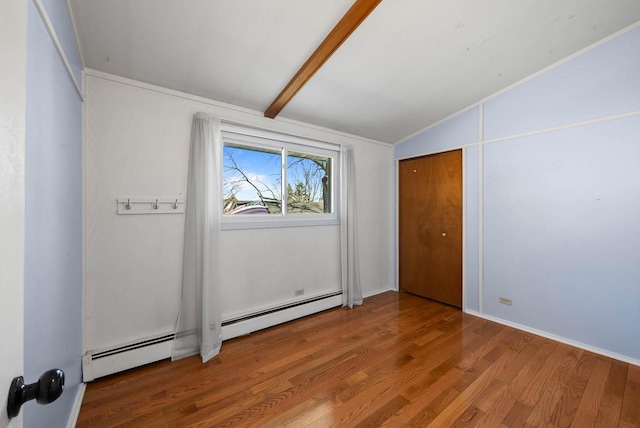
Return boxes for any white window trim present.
[220,123,341,230]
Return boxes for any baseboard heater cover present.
[83,291,343,381]
[222,290,343,326]
[82,335,175,382]
[91,333,176,360]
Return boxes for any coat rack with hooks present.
[117,198,185,215]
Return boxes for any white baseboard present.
[465,310,640,367]
[362,286,395,299]
[222,294,342,340]
[67,383,86,428]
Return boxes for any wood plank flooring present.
[77,291,640,427]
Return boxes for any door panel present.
[399,150,462,307]
[1,0,26,425]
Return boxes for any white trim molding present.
[32,0,84,100]
[65,0,85,68]
[461,147,467,311]
[393,19,640,146]
[477,110,484,313]
[480,110,640,146]
[465,309,640,367]
[66,383,86,428]
[362,287,395,299]
[84,69,389,148]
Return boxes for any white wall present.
[395,24,640,365]
[84,71,394,356]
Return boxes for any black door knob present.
[7,369,64,418]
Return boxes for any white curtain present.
[172,112,223,363]
[341,146,363,308]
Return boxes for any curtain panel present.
[172,112,223,363]
[341,146,363,308]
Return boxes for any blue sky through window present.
[223,145,281,203]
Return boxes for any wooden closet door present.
[399,149,462,307]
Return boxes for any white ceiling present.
[70,0,640,143]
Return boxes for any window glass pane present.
[286,151,332,214]
[223,143,282,214]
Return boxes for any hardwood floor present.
[77,291,640,427]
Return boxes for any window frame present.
[220,125,340,230]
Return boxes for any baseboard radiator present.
[83,291,343,381]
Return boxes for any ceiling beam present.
[264,0,382,119]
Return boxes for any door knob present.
[7,369,64,418]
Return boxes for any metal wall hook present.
[117,198,184,215]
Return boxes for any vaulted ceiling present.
[70,0,640,143]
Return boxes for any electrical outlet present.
[499,297,512,306]
[295,289,304,296]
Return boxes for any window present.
[286,151,332,214]
[221,128,339,229]
[223,143,283,214]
